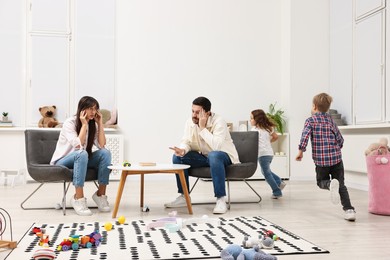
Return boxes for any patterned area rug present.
[6,216,329,259]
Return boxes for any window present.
[26,0,116,126]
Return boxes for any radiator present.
[342,134,390,173]
[105,134,124,180]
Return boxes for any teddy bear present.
[365,138,390,156]
[220,244,277,260]
[38,106,59,128]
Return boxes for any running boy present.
[296,93,356,221]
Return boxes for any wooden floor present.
[1,177,389,259]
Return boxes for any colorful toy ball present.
[104,222,113,231]
[118,215,126,225]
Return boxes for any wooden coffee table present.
[108,163,192,218]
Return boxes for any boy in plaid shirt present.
[296,93,356,221]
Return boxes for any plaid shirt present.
[298,112,344,167]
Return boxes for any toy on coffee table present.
[123,161,131,167]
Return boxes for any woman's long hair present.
[251,109,275,133]
[75,96,100,157]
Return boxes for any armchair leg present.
[21,181,100,215]
[20,181,70,215]
[189,178,200,194]
[189,178,262,208]
[20,182,45,210]
[242,179,262,203]
[227,179,231,210]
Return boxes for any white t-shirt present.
[251,126,274,157]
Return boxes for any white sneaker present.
[213,197,227,214]
[279,181,287,190]
[71,196,92,216]
[164,194,189,208]
[92,192,110,212]
[344,209,356,221]
[330,179,340,205]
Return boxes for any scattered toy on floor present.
[220,244,277,260]
[32,248,56,260]
[56,231,102,251]
[118,215,126,225]
[104,222,113,231]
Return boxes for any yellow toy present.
[118,215,126,225]
[104,222,113,231]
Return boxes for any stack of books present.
[0,120,13,127]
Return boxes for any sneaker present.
[92,192,110,212]
[330,179,340,205]
[271,194,283,199]
[213,197,227,214]
[344,209,356,221]
[71,196,92,216]
[164,194,188,208]
[279,181,287,190]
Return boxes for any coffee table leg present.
[112,170,128,218]
[178,170,193,214]
[140,173,144,208]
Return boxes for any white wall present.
[116,0,284,163]
[2,1,358,188]
[288,0,331,181]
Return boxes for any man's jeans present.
[172,151,232,198]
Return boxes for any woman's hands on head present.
[80,110,88,125]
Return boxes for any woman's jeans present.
[172,151,232,198]
[55,149,112,187]
[259,155,282,196]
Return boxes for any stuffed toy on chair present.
[220,244,277,260]
[38,106,59,128]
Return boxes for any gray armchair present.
[22,129,98,215]
[188,131,261,209]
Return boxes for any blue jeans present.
[55,149,111,187]
[172,151,232,198]
[259,156,282,196]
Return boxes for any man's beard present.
[192,117,199,124]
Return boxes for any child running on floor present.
[250,109,286,199]
[295,92,356,221]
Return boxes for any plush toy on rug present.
[220,244,277,260]
[242,231,278,250]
